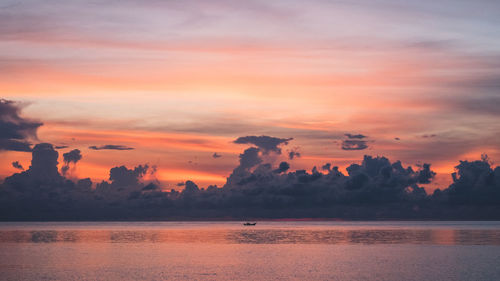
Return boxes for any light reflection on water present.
[1,222,500,281]
[1,222,500,245]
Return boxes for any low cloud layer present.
[0,99,42,152]
[0,139,499,220]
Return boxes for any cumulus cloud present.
[63,149,82,164]
[238,147,263,170]
[1,141,499,220]
[217,155,434,209]
[61,149,82,176]
[0,99,43,152]
[234,135,292,154]
[11,161,24,170]
[273,161,290,173]
[341,140,369,150]
[3,143,63,187]
[88,145,134,150]
[434,155,500,205]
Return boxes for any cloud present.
[212,152,222,158]
[63,149,82,164]
[237,147,262,170]
[1,142,499,220]
[345,133,367,139]
[288,148,301,160]
[341,140,369,150]
[321,163,331,171]
[108,165,149,187]
[217,155,434,209]
[11,161,24,170]
[142,183,159,191]
[3,143,63,187]
[183,180,199,193]
[234,135,292,154]
[434,156,500,205]
[0,99,43,152]
[94,164,155,202]
[61,149,82,176]
[88,144,134,150]
[55,145,69,149]
[273,161,290,173]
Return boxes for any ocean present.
[1,221,499,280]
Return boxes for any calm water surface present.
[1,221,500,280]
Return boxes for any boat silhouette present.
[243,222,257,226]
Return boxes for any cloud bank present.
[1,136,499,220]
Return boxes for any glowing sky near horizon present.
[1,0,500,190]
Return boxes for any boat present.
[243,222,257,226]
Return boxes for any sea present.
[1,221,500,280]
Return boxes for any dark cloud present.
[217,155,434,209]
[434,156,500,205]
[238,147,262,170]
[11,161,23,170]
[88,145,134,150]
[321,163,331,171]
[63,149,82,164]
[55,145,68,149]
[212,152,222,158]
[1,142,499,220]
[108,165,149,187]
[0,99,42,152]
[142,183,159,191]
[3,143,63,188]
[288,149,301,160]
[273,161,290,173]
[94,164,157,203]
[234,135,292,154]
[345,133,367,139]
[61,149,82,176]
[183,180,199,193]
[341,140,369,150]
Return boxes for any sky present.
[1,0,500,191]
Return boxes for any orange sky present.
[1,0,500,191]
